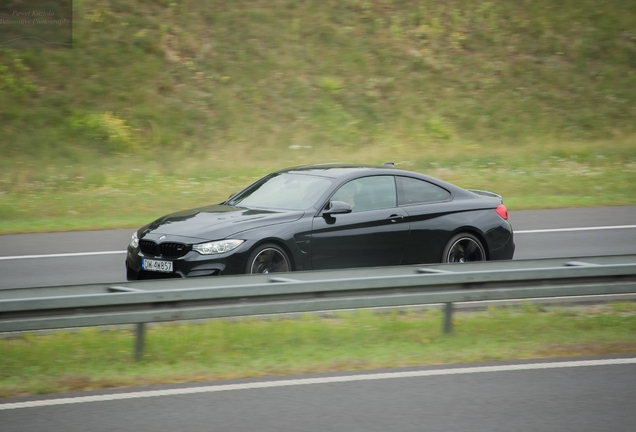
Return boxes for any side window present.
[397,176,450,205]
[331,176,397,212]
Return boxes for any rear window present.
[397,176,450,205]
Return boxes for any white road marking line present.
[0,225,634,261]
[1,358,634,410]
[515,225,636,234]
[0,251,125,261]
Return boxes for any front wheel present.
[245,243,291,274]
[442,233,486,263]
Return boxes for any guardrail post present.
[135,323,145,362]
[444,302,453,334]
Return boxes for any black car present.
[125,163,514,280]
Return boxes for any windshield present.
[228,173,334,210]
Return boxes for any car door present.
[311,175,410,270]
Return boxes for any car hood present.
[141,205,304,241]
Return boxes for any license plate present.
[142,259,173,273]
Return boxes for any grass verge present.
[1,140,635,234]
[1,302,635,398]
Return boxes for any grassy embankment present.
[1,302,635,398]
[0,0,635,234]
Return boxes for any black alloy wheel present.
[246,244,291,274]
[442,233,486,263]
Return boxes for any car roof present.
[274,163,475,198]
[277,163,399,179]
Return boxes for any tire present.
[245,243,291,274]
[442,233,486,263]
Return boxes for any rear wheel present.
[442,233,486,263]
[246,243,291,274]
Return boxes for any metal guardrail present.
[1,255,635,360]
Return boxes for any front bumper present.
[125,243,252,280]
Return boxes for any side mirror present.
[323,200,352,215]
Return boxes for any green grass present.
[0,0,635,233]
[1,303,635,398]
[0,141,634,234]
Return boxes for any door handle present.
[387,214,404,222]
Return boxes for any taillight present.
[496,204,508,220]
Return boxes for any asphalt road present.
[0,206,634,289]
[2,357,635,432]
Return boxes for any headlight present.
[193,239,244,255]
[129,232,139,249]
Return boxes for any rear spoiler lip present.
[467,189,503,201]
